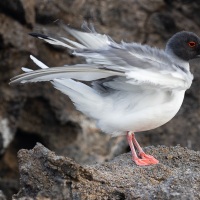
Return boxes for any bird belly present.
[98,90,185,135]
[131,91,185,132]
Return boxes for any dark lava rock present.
[13,143,200,200]
[0,0,35,27]
[0,191,6,200]
[1,0,200,199]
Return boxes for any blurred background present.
[0,0,200,199]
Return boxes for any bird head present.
[165,31,200,61]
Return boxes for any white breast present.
[97,90,185,135]
[130,90,185,132]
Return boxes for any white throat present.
[165,48,190,71]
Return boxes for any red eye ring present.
[188,41,196,48]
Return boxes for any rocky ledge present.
[13,143,200,200]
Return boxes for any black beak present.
[196,44,200,58]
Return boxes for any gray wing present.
[10,22,193,90]
[10,64,124,84]
[73,42,193,90]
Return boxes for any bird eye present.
[188,41,196,48]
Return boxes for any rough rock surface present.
[13,143,200,200]
[0,0,200,199]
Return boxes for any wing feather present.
[10,64,124,84]
[73,42,193,90]
[13,22,193,91]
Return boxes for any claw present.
[127,131,159,166]
[134,157,152,166]
[139,152,159,165]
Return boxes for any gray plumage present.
[10,23,200,136]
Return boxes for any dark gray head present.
[165,31,200,61]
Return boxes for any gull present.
[10,22,200,166]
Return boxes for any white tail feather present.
[52,79,103,118]
[30,55,49,69]
[22,67,33,72]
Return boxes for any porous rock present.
[0,190,6,200]
[13,143,200,200]
[1,0,200,199]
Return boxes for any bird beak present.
[196,44,200,58]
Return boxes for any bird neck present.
[165,48,190,71]
[177,59,190,71]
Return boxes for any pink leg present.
[132,132,159,164]
[127,131,159,166]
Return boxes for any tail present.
[52,79,104,118]
[21,56,104,118]
[10,23,123,117]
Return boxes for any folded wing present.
[10,22,193,91]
